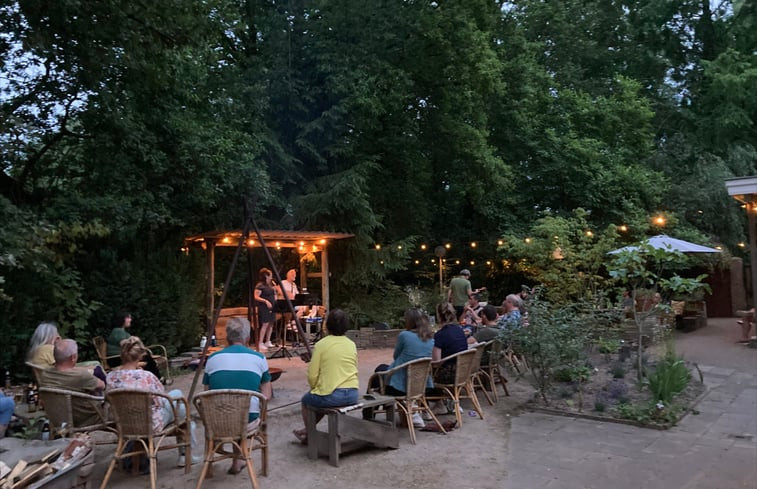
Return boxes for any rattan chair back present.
[92,336,118,371]
[402,358,433,401]
[106,389,156,437]
[193,389,268,489]
[194,389,266,441]
[449,349,477,386]
[38,386,113,438]
[100,388,191,489]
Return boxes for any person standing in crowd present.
[293,309,358,444]
[27,322,61,367]
[254,268,280,351]
[447,269,485,318]
[203,317,271,474]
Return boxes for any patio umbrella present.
[608,234,721,255]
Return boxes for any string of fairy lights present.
[370,214,737,268]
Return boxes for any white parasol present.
[608,234,721,255]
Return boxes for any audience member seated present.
[204,317,272,474]
[106,336,200,466]
[106,310,161,379]
[370,308,435,427]
[292,309,358,444]
[460,293,484,336]
[27,322,61,367]
[467,305,500,345]
[497,294,523,330]
[279,268,306,317]
[0,390,14,438]
[432,302,468,384]
[39,339,105,427]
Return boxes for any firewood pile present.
[0,435,92,489]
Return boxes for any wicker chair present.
[99,389,191,489]
[193,389,269,489]
[476,340,509,402]
[37,386,115,440]
[366,357,445,444]
[92,336,119,371]
[470,342,496,406]
[92,336,172,385]
[428,349,484,427]
[25,361,47,385]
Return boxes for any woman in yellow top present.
[293,309,358,443]
[27,322,61,367]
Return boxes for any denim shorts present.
[302,388,359,408]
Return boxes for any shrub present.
[610,363,626,379]
[597,337,621,354]
[500,288,595,404]
[645,353,690,404]
[594,401,606,412]
[605,379,629,399]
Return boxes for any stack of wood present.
[0,435,91,489]
[0,450,58,489]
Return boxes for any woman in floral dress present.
[106,336,199,465]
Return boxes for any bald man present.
[39,339,105,426]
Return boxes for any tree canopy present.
[1,0,755,370]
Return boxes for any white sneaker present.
[412,412,425,428]
[421,411,432,421]
[258,345,268,352]
[265,341,274,348]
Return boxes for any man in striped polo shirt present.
[203,317,272,473]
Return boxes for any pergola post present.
[321,248,330,310]
[206,239,216,323]
[725,177,757,310]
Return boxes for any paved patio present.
[6,317,752,489]
[505,317,757,489]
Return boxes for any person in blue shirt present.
[371,308,435,396]
[368,308,435,427]
[498,294,523,331]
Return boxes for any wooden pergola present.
[184,229,354,315]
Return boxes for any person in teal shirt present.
[373,308,435,395]
[106,311,161,380]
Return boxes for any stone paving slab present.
[504,318,757,489]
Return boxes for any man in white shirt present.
[279,269,300,301]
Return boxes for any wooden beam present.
[322,248,329,310]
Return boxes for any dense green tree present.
[1,0,754,373]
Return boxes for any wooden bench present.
[305,394,399,466]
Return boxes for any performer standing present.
[254,268,280,351]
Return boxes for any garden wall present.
[346,328,402,349]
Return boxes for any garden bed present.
[514,349,707,429]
